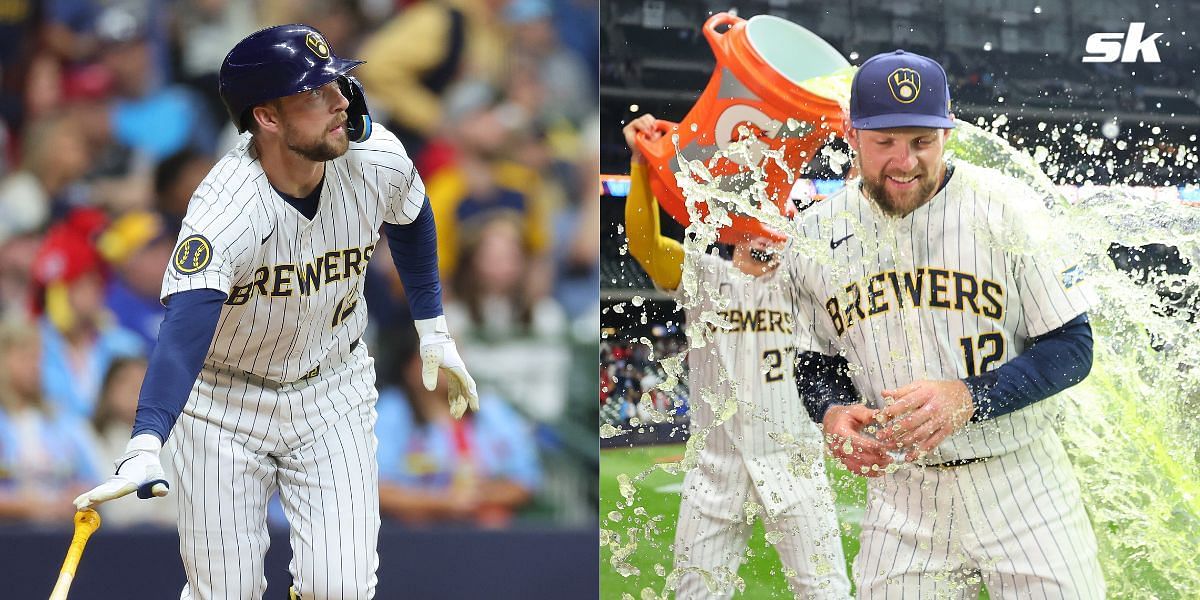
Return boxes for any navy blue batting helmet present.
[219,24,372,141]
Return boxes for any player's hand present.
[622,114,664,164]
[415,316,480,419]
[822,404,894,477]
[876,380,975,462]
[73,434,169,510]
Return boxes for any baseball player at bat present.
[72,24,478,599]
[790,50,1104,598]
[623,115,852,599]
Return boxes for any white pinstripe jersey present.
[161,124,424,383]
[678,250,822,474]
[788,162,1095,463]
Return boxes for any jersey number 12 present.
[959,332,1004,377]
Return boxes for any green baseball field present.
[600,442,873,599]
[602,440,1198,599]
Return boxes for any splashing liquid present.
[604,67,1200,598]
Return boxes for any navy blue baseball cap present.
[849,49,955,130]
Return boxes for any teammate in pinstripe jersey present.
[624,116,851,599]
[791,50,1104,599]
[72,25,479,599]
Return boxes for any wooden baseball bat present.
[49,509,101,600]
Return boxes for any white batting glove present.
[415,315,480,419]
[73,434,169,510]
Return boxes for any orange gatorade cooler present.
[634,13,849,242]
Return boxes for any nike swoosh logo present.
[830,233,854,250]
[261,226,275,245]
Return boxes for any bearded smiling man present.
[852,126,948,217]
[787,49,1105,599]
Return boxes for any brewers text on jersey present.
[224,244,375,304]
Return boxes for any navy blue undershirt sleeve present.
[131,288,226,443]
[383,197,443,320]
[796,352,859,424]
[964,313,1093,422]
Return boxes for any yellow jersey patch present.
[173,235,213,275]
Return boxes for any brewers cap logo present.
[173,235,213,275]
[305,32,330,59]
[888,68,921,104]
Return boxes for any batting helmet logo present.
[219,24,366,134]
[305,32,330,59]
[888,68,921,104]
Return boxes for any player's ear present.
[844,123,860,152]
[251,101,283,133]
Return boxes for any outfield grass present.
[601,437,1196,600]
[600,443,868,599]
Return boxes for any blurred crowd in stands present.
[598,335,687,429]
[859,43,1198,116]
[0,0,598,529]
[600,18,1200,185]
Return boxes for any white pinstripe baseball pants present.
[165,343,380,600]
[853,430,1104,600]
[671,453,851,599]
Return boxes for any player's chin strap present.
[338,75,373,143]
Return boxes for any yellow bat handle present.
[49,509,101,600]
